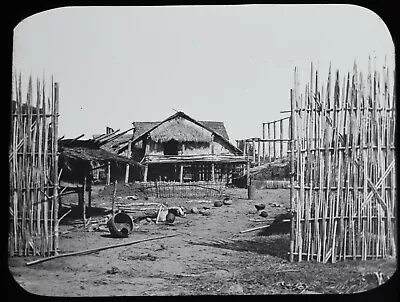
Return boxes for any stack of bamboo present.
[9,75,60,256]
[289,60,396,262]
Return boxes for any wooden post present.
[246,160,250,188]
[262,123,266,163]
[280,119,284,159]
[210,135,214,155]
[257,139,261,166]
[290,88,296,262]
[252,138,256,163]
[273,121,277,160]
[268,123,271,162]
[125,163,130,184]
[53,81,60,255]
[180,165,184,183]
[87,162,92,208]
[106,161,111,186]
[124,142,131,184]
[143,164,148,182]
[82,174,87,225]
[243,140,247,157]
[211,163,215,181]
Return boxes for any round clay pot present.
[255,204,266,211]
[214,201,223,207]
[166,212,175,223]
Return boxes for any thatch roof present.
[200,121,229,141]
[149,116,212,143]
[92,133,133,153]
[132,120,229,141]
[130,112,241,153]
[59,140,143,170]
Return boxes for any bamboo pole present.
[252,138,256,163]
[267,123,271,162]
[280,119,284,159]
[26,233,179,266]
[273,122,277,160]
[262,124,266,163]
[53,81,59,254]
[289,88,296,262]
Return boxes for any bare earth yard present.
[8,186,397,297]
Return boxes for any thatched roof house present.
[122,111,246,183]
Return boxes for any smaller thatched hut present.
[58,138,143,207]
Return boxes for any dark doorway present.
[164,140,179,155]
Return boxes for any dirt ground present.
[8,185,397,296]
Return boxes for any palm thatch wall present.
[149,116,212,143]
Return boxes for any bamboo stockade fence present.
[289,60,396,263]
[236,117,291,166]
[9,74,60,257]
[140,181,226,198]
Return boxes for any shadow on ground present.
[190,235,291,260]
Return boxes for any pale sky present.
[12,5,395,144]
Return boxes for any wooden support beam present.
[180,165,184,183]
[143,164,148,182]
[124,142,131,184]
[210,134,214,155]
[280,119,284,158]
[268,123,271,162]
[262,124,266,163]
[246,160,250,188]
[273,121,277,160]
[252,138,256,163]
[106,161,111,186]
[211,163,215,181]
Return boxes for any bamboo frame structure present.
[9,75,60,257]
[290,61,396,262]
[236,116,290,167]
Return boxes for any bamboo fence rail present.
[9,74,60,257]
[290,61,396,262]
